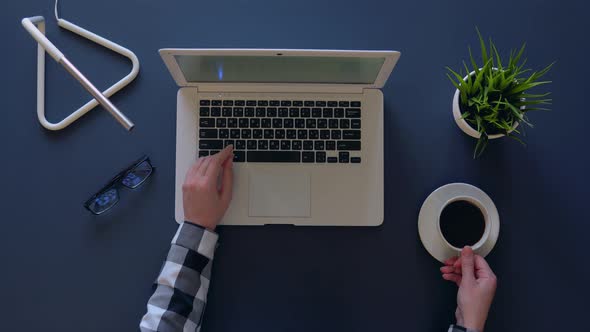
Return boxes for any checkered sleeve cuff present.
[140,222,219,332]
[448,324,480,332]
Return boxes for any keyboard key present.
[246,100,257,106]
[331,130,341,139]
[223,100,234,106]
[275,129,285,139]
[302,151,315,163]
[284,119,294,128]
[212,100,222,106]
[200,129,218,138]
[242,129,252,139]
[222,107,232,116]
[216,118,227,128]
[270,140,280,150]
[230,129,241,138]
[306,119,316,128]
[303,140,314,150]
[340,119,350,129]
[236,140,246,149]
[309,130,319,139]
[267,108,277,117]
[338,101,350,107]
[200,107,210,116]
[301,108,311,117]
[210,150,220,155]
[219,129,229,139]
[316,151,326,163]
[264,129,274,139]
[326,141,336,150]
[278,108,289,117]
[200,118,215,128]
[247,140,257,149]
[258,140,269,150]
[256,107,266,117]
[250,118,260,128]
[294,119,305,128]
[312,108,322,118]
[280,140,291,150]
[351,101,361,107]
[298,130,308,139]
[328,119,339,128]
[248,151,301,162]
[318,119,328,128]
[351,157,361,163]
[258,100,268,106]
[346,108,361,118]
[235,100,245,106]
[287,129,297,139]
[292,140,302,150]
[239,118,249,128]
[199,140,223,150]
[269,100,280,106]
[337,140,361,150]
[351,119,361,129]
[245,107,255,117]
[327,156,338,163]
[327,101,338,107]
[315,101,326,107]
[253,129,263,139]
[233,151,246,162]
[281,101,292,106]
[323,108,333,118]
[228,118,238,128]
[289,108,300,117]
[293,101,303,106]
[200,100,211,106]
[211,107,221,116]
[343,130,361,139]
[304,101,315,107]
[339,151,350,163]
[262,119,272,128]
[272,119,283,128]
[224,140,234,147]
[314,141,325,150]
[334,108,344,118]
[320,130,331,139]
[198,150,209,157]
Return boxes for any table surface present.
[2,0,589,331]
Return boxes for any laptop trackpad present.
[249,170,311,218]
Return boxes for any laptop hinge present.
[193,84,365,94]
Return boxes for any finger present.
[440,266,456,274]
[192,157,206,175]
[445,256,459,266]
[442,273,462,286]
[205,145,234,179]
[474,255,496,278]
[198,156,213,176]
[460,246,476,284]
[186,158,204,182]
[220,156,234,203]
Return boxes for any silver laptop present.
[160,49,400,226]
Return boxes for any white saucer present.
[418,183,500,263]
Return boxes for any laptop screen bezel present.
[159,49,400,89]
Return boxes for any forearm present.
[140,222,219,332]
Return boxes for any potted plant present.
[447,29,553,157]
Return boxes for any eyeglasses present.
[84,155,154,215]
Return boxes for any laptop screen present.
[174,55,386,84]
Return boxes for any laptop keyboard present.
[198,99,362,163]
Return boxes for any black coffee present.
[439,200,485,248]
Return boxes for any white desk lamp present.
[21,0,139,131]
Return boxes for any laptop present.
[160,49,400,226]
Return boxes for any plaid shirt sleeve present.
[140,222,219,332]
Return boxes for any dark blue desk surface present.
[2,0,589,331]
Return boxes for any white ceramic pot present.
[452,71,519,139]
